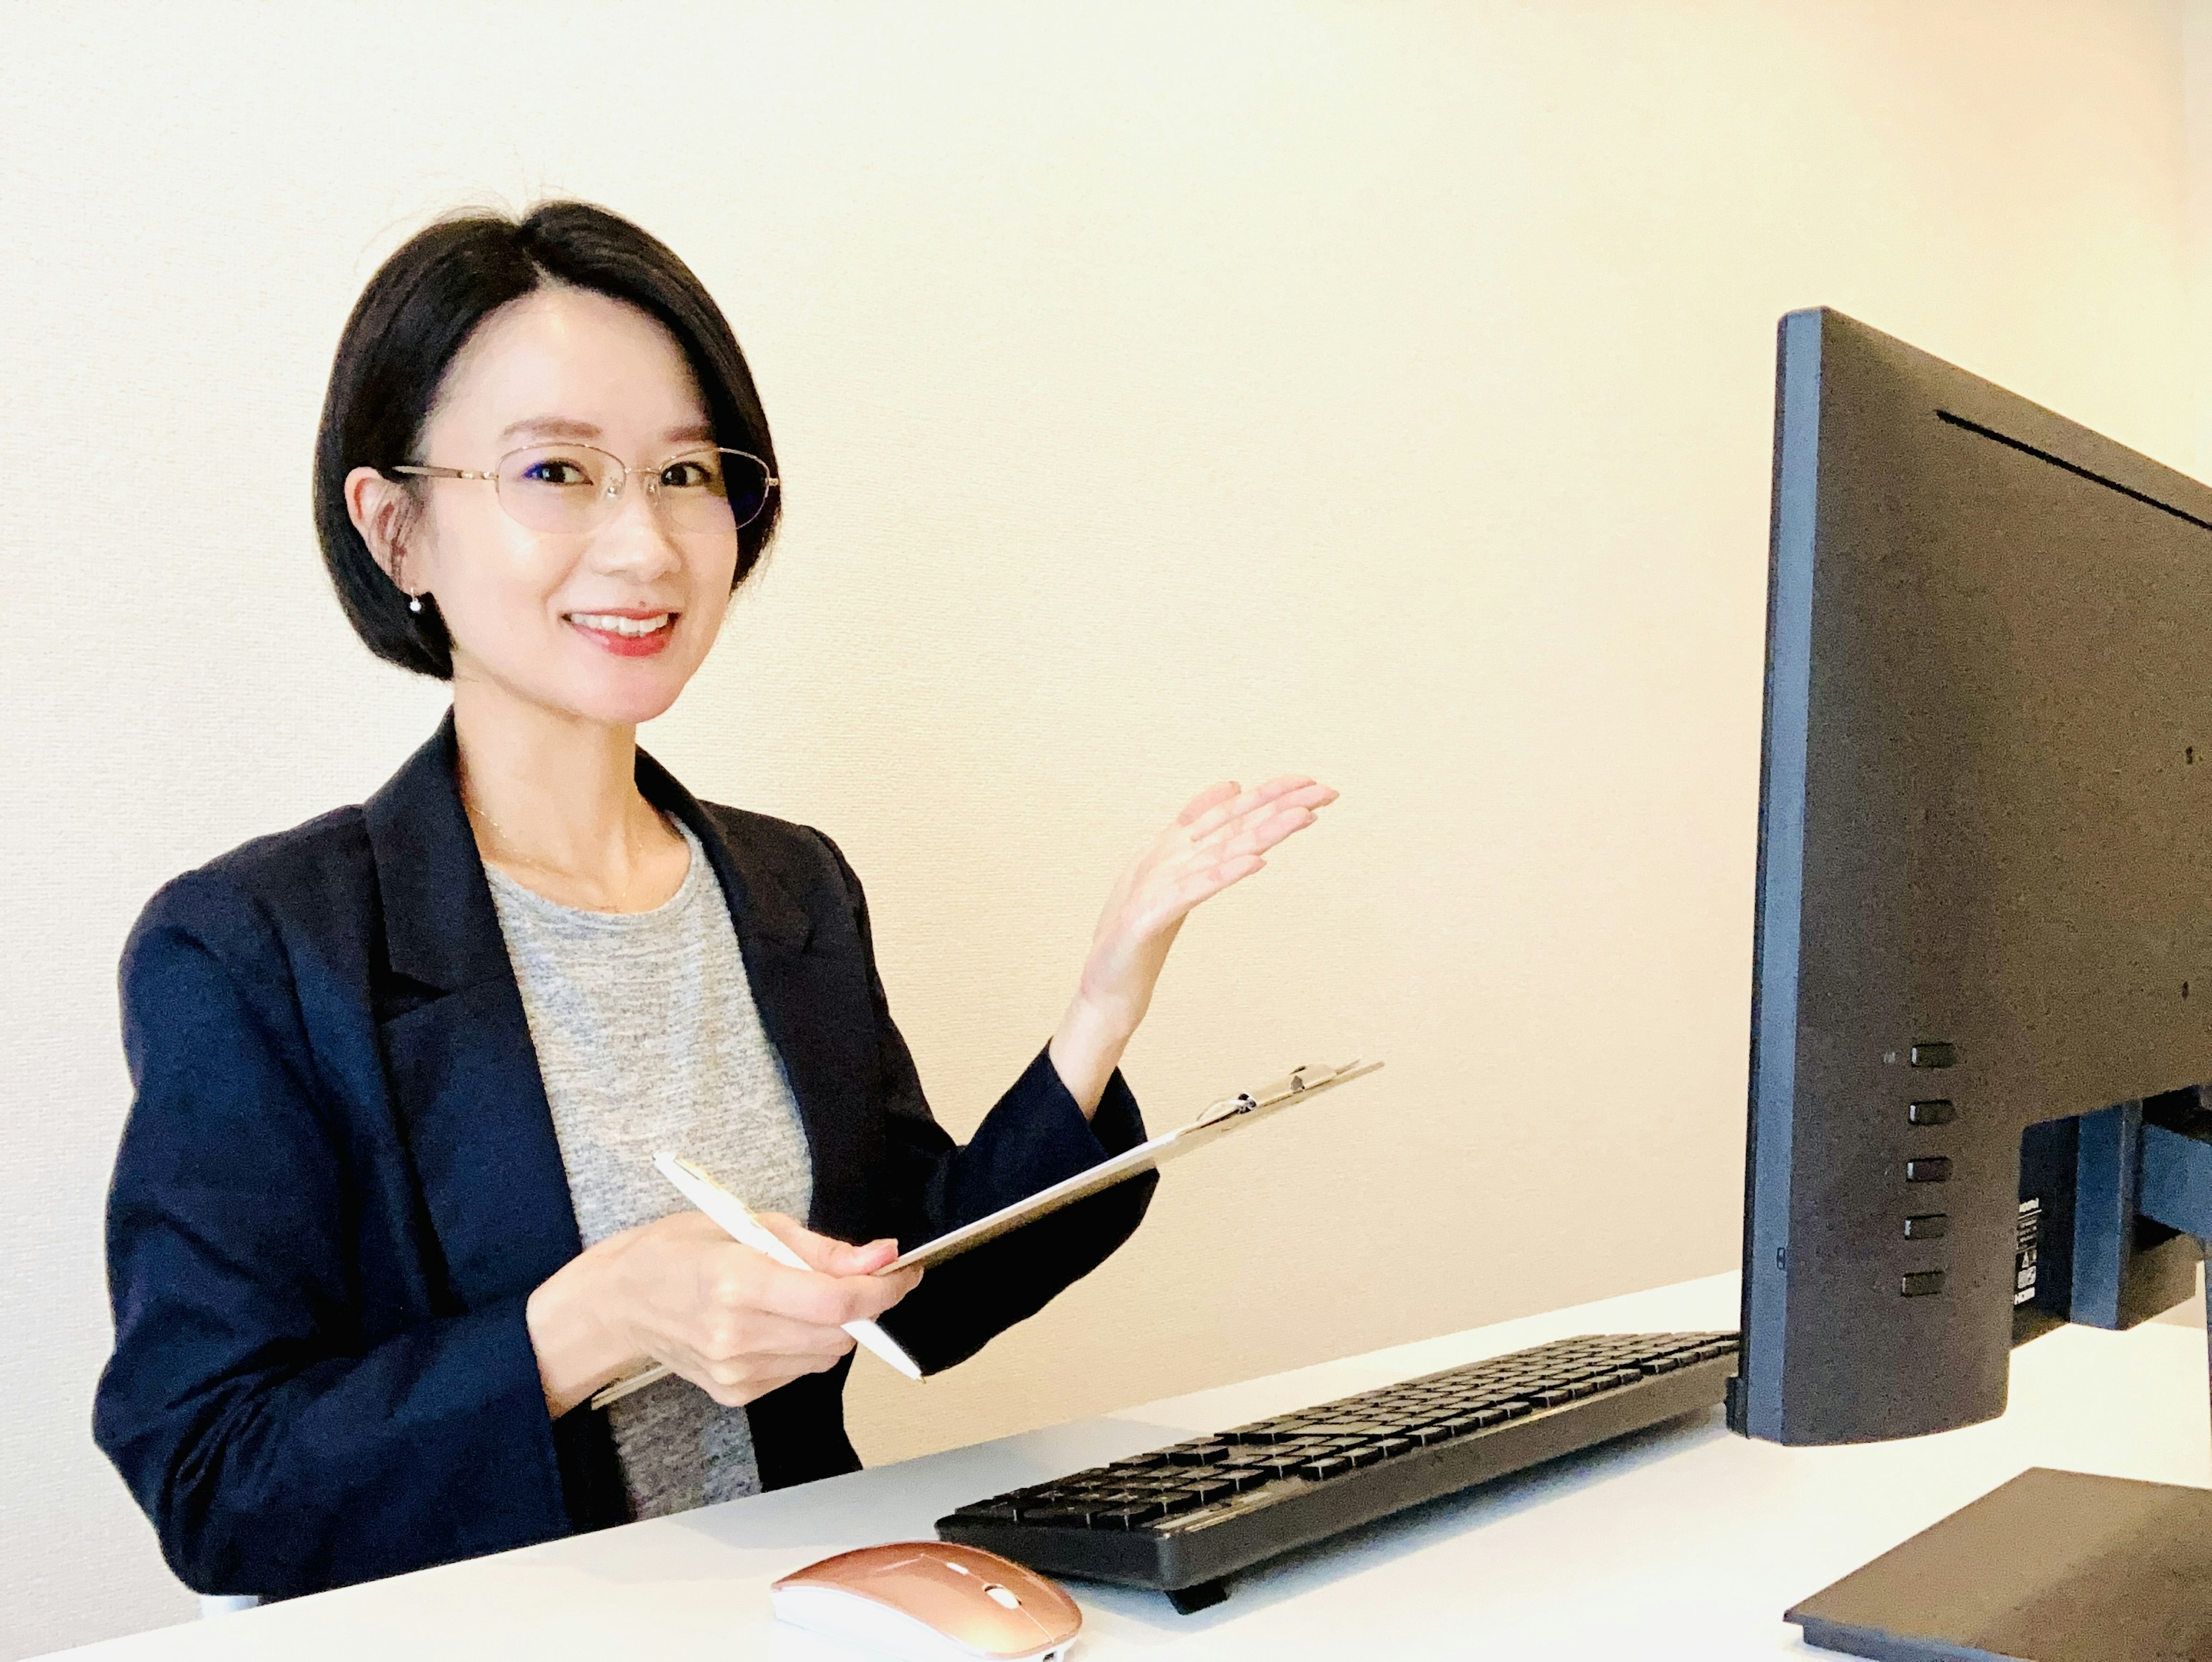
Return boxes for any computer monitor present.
[1730,306,2212,1447]
[1729,307,2212,1658]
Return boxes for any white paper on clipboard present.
[876,1056,1382,1276]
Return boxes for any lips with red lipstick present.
[565,607,679,658]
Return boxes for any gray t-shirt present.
[484,816,815,1519]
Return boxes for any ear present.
[344,466,418,592]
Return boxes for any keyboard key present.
[1372,1437,1416,1459]
[1297,1456,1354,1480]
[1215,1466,1270,1491]
[1022,1505,1095,1528]
[1095,1501,1165,1530]
[1168,1444,1232,1466]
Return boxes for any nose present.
[588,467,684,581]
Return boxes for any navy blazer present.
[93,714,1155,1599]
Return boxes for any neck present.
[449,668,668,896]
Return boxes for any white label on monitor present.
[2014,1198,2041,1307]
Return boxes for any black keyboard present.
[938,1330,1738,1612]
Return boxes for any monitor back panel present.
[1736,309,2212,1445]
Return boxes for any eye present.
[659,457,720,490]
[521,456,595,487]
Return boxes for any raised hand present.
[1048,774,1339,1114]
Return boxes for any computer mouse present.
[770,1541,1083,1662]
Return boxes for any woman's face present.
[383,286,741,728]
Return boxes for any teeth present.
[570,612,672,637]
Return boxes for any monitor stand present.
[1790,1117,2212,1662]
[1786,1467,2212,1661]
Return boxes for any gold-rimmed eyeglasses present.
[390,443,777,538]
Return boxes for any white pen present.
[590,1154,924,1411]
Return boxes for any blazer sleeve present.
[93,874,574,1599]
[804,831,1157,1375]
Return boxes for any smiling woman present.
[314,205,782,681]
[91,202,1335,1604]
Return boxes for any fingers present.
[1131,780,1333,913]
[1211,801,1325,862]
[756,1213,901,1277]
[752,1212,835,1270]
[748,1254,921,1328]
[692,1353,843,1409]
[1106,775,1338,944]
[1160,782,1333,891]
[679,1339,858,1408]
[695,1308,859,1366]
[694,1231,921,1324]
[1175,781,1241,826]
[630,1225,927,1411]
[1181,777,1335,849]
[827,1237,903,1275]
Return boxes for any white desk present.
[44,1273,2212,1660]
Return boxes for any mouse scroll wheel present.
[983,1584,1021,1610]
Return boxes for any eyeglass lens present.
[493,445,772,537]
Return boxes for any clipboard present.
[877,1055,1383,1275]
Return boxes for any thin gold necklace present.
[464,788,661,913]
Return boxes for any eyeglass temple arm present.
[388,465,495,482]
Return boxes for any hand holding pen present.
[524,1172,923,1418]
[585,1156,925,1408]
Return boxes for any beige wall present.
[0,2,2195,1654]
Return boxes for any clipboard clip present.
[1195,1058,1365,1127]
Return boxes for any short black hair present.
[313,201,781,679]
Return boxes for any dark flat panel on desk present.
[1789,1467,2212,1662]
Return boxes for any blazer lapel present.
[365,711,584,1307]
[634,750,876,1240]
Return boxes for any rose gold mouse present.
[771,1542,1084,1662]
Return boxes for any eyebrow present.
[497,416,718,447]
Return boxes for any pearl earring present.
[408,593,424,614]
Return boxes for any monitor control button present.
[1903,1213,1949,1240]
[1901,1271,1946,1297]
[1910,1043,1957,1069]
[1905,1157,1953,1183]
[1908,1100,1956,1126]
